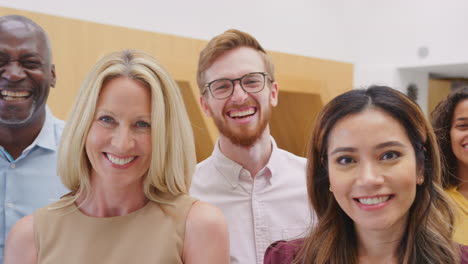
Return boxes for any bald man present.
[0,15,67,261]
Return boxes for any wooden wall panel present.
[428,79,451,114]
[0,6,353,159]
[270,91,323,157]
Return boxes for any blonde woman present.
[5,50,229,264]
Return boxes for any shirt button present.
[10,163,15,168]
[7,202,14,208]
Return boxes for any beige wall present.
[0,7,353,160]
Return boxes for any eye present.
[20,60,43,69]
[212,80,231,91]
[135,120,151,128]
[336,156,355,165]
[455,123,468,129]
[98,115,115,123]
[380,151,400,161]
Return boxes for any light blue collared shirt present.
[0,107,68,262]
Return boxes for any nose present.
[111,126,135,153]
[1,61,26,82]
[230,81,249,104]
[356,160,384,186]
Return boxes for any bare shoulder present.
[187,201,226,226]
[4,214,37,264]
[183,201,229,264]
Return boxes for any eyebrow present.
[455,117,468,121]
[96,109,150,120]
[329,147,357,156]
[375,141,405,149]
[329,141,405,156]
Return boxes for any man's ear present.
[50,64,56,88]
[200,95,212,117]
[270,81,279,107]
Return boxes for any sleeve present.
[461,245,468,264]
[264,239,302,264]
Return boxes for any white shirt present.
[190,138,312,264]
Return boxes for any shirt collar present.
[212,136,280,187]
[29,106,60,151]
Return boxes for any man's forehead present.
[0,19,49,58]
[0,19,45,40]
[205,47,265,80]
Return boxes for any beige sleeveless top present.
[34,195,197,264]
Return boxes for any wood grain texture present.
[0,6,352,160]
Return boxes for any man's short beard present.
[213,104,272,147]
[0,100,36,126]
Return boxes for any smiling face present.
[0,18,55,126]
[450,99,468,169]
[200,47,278,147]
[327,108,420,233]
[85,77,152,188]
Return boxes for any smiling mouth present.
[105,153,136,165]
[0,90,32,102]
[227,107,256,119]
[355,195,393,205]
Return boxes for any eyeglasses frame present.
[202,72,273,100]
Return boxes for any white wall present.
[0,0,352,62]
[2,0,468,113]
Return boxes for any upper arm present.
[183,201,230,264]
[4,214,37,264]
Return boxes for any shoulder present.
[183,201,229,263]
[264,239,304,264]
[4,214,37,264]
[276,147,307,165]
[461,245,468,264]
[195,156,214,172]
[186,201,227,234]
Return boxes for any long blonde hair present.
[57,50,196,204]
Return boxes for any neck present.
[76,173,147,217]
[218,127,272,177]
[0,108,46,160]
[355,222,405,264]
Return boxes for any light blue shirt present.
[0,107,68,262]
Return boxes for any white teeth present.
[3,96,26,102]
[1,90,31,98]
[229,108,255,118]
[358,196,390,205]
[106,153,135,165]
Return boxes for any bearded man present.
[190,29,312,264]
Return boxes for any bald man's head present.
[0,15,56,126]
[0,15,52,62]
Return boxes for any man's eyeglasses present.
[203,72,272,100]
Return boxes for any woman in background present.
[432,87,468,245]
[265,86,467,264]
[5,50,229,264]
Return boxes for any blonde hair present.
[196,29,275,92]
[57,50,196,204]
